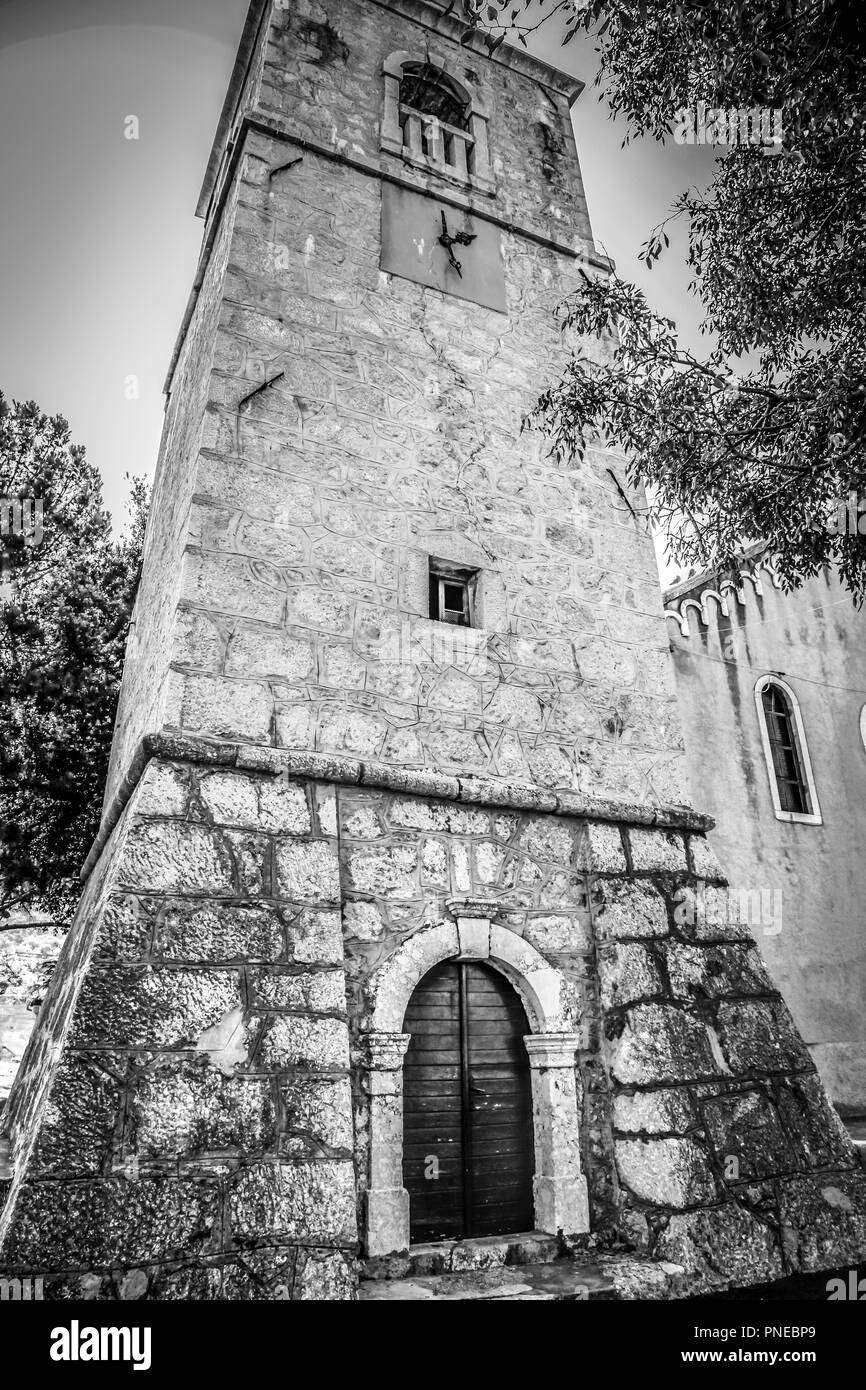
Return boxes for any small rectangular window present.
[429,558,477,627]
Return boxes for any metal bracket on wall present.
[269,155,304,181]
[238,372,285,413]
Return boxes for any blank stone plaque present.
[380,183,507,314]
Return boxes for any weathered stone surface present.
[229,1161,356,1244]
[585,824,628,873]
[627,829,688,873]
[255,1015,350,1070]
[71,967,243,1049]
[607,1004,718,1085]
[198,771,259,827]
[702,1091,794,1180]
[616,1137,716,1208]
[222,1246,356,1300]
[680,885,754,942]
[343,901,386,941]
[119,823,234,895]
[665,943,773,1000]
[136,763,189,817]
[155,903,285,964]
[131,1065,276,1158]
[598,943,663,1010]
[2,1178,219,1268]
[291,909,344,964]
[275,841,341,904]
[594,880,669,940]
[279,1077,354,1155]
[779,1173,866,1272]
[717,1000,813,1073]
[175,673,273,741]
[776,1074,858,1170]
[687,835,725,880]
[251,969,346,1013]
[29,1061,122,1177]
[523,915,590,955]
[655,1205,782,1292]
[94,899,154,962]
[612,1088,695,1137]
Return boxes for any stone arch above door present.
[361,912,588,1256]
[364,915,580,1037]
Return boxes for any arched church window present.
[860,703,866,755]
[381,51,494,192]
[754,676,822,824]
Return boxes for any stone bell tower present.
[1,0,865,1300]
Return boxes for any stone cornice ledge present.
[368,0,586,106]
[80,732,714,881]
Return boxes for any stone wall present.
[4,750,863,1296]
[102,158,242,813]
[0,758,357,1299]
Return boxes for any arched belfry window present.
[381,51,494,192]
[754,676,822,824]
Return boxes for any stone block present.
[776,1074,858,1171]
[291,910,344,964]
[155,903,285,964]
[225,629,315,682]
[119,822,234,895]
[523,914,591,955]
[606,1003,718,1085]
[251,969,346,1013]
[779,1172,866,1273]
[616,1137,717,1207]
[716,1000,813,1074]
[29,1061,122,1177]
[136,763,189,818]
[628,829,688,873]
[276,841,341,905]
[71,967,243,1049]
[131,1065,276,1157]
[655,1204,782,1293]
[342,901,386,941]
[585,824,628,874]
[229,1160,357,1244]
[594,880,668,940]
[702,1090,794,1180]
[199,771,259,827]
[255,1015,350,1070]
[178,674,273,742]
[664,943,773,1001]
[347,845,418,898]
[612,1087,695,1136]
[2,1178,219,1269]
[259,781,311,834]
[279,1076,354,1155]
[598,942,664,1010]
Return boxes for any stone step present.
[359,1251,690,1301]
[363,1230,561,1282]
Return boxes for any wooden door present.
[402,960,534,1243]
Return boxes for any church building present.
[1,0,864,1300]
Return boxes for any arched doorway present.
[402,959,534,1242]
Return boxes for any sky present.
[0,0,717,565]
